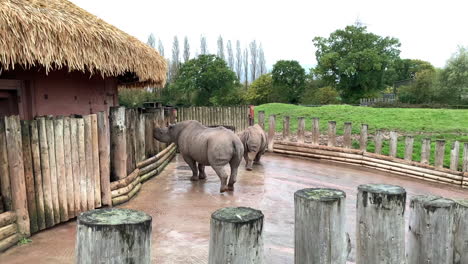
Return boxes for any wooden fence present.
[360,97,397,106]
[265,115,468,188]
[0,106,177,252]
[177,106,251,132]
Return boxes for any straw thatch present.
[0,0,167,87]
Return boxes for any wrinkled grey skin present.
[238,124,268,171]
[154,120,244,192]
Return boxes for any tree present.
[217,35,225,60]
[398,69,437,104]
[169,36,180,82]
[227,40,234,69]
[313,25,401,103]
[271,60,306,104]
[258,43,267,75]
[165,55,241,106]
[183,36,190,63]
[243,48,249,89]
[235,40,242,79]
[438,46,468,103]
[250,40,258,81]
[301,86,341,105]
[244,74,273,105]
[147,33,156,48]
[158,38,165,57]
[200,35,208,55]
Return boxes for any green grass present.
[255,103,468,169]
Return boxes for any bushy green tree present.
[313,25,401,103]
[244,74,273,105]
[163,55,242,106]
[118,88,160,107]
[438,46,468,103]
[271,60,306,104]
[398,69,437,103]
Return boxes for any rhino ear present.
[168,124,175,130]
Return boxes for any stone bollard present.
[294,188,347,264]
[76,208,152,264]
[208,207,264,264]
[454,199,468,264]
[356,184,406,264]
[407,195,456,264]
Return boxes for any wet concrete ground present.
[1,153,467,263]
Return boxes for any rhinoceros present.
[154,120,244,192]
[238,124,268,171]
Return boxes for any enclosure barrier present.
[267,115,468,188]
[0,212,19,252]
[111,143,177,206]
[177,106,250,132]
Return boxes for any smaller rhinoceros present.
[238,124,268,171]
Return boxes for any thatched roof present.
[0,0,167,87]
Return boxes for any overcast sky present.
[71,0,468,71]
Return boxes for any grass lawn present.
[255,103,468,169]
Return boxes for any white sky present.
[71,0,468,71]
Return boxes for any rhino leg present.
[198,164,206,179]
[182,155,199,181]
[212,165,229,193]
[245,151,257,171]
[228,154,242,191]
[254,152,262,164]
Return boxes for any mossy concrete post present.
[360,124,368,151]
[76,208,152,264]
[327,121,336,147]
[294,188,347,264]
[268,115,276,152]
[356,184,406,264]
[389,131,398,158]
[435,140,446,168]
[407,196,456,264]
[297,117,305,143]
[421,138,431,164]
[463,143,468,172]
[283,116,290,141]
[208,207,264,264]
[343,122,352,149]
[311,118,320,145]
[258,111,265,129]
[450,141,460,171]
[454,200,468,263]
[404,136,414,161]
[374,130,383,155]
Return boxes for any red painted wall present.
[0,67,118,119]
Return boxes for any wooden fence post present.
[435,140,446,168]
[283,116,290,141]
[356,184,406,263]
[77,118,88,212]
[297,117,305,143]
[450,141,460,171]
[91,114,101,208]
[327,121,336,147]
[63,118,75,218]
[258,111,265,129]
[268,115,276,151]
[208,207,263,264]
[374,130,383,155]
[70,118,81,216]
[20,121,38,233]
[84,115,95,211]
[76,208,152,264]
[421,138,431,164]
[312,118,320,145]
[30,120,46,230]
[455,200,468,264]
[54,118,69,222]
[38,117,54,227]
[110,107,127,181]
[360,124,368,151]
[5,116,30,236]
[404,136,414,161]
[295,188,347,264]
[97,112,112,207]
[125,109,136,174]
[46,118,60,224]
[408,196,456,264]
[463,143,468,172]
[0,119,12,211]
[389,131,398,158]
[136,112,146,163]
[343,122,352,149]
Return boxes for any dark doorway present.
[0,80,21,118]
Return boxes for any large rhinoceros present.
[238,124,268,171]
[154,120,244,192]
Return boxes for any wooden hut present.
[0,0,167,119]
